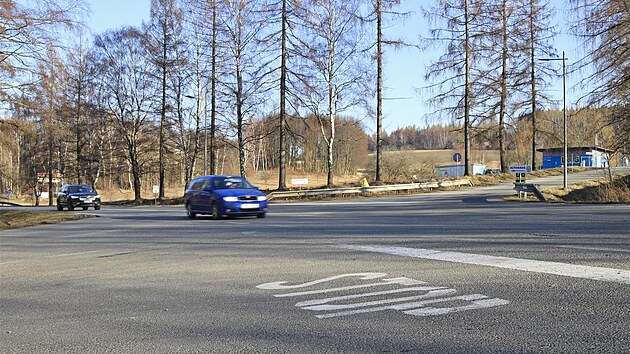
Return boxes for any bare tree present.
[145,0,186,199]
[570,0,630,152]
[372,0,408,183]
[218,0,276,178]
[0,0,85,110]
[424,0,484,176]
[293,0,372,187]
[94,28,154,203]
[508,0,557,170]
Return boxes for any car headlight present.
[69,196,79,199]
[223,196,238,202]
[257,196,267,201]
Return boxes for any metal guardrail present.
[268,179,473,200]
[513,183,547,202]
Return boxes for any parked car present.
[56,184,101,211]
[184,175,268,219]
[484,168,502,175]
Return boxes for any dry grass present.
[0,210,95,231]
[543,173,630,203]
[374,149,501,168]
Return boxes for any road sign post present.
[509,165,532,199]
[453,153,462,177]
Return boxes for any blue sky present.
[85,0,576,133]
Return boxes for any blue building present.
[537,146,613,169]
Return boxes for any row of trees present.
[1,0,628,203]
[1,0,380,203]
[374,108,617,166]
[423,0,629,174]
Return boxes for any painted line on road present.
[339,245,630,285]
[555,245,630,253]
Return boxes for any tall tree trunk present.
[499,0,508,173]
[129,142,142,203]
[210,0,217,175]
[158,32,167,200]
[48,138,53,206]
[278,0,288,190]
[76,79,82,185]
[327,22,335,188]
[376,0,383,183]
[237,58,246,178]
[464,0,471,176]
[529,0,537,170]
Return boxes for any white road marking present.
[315,294,507,319]
[404,297,511,317]
[258,273,509,319]
[299,288,455,311]
[257,273,387,290]
[273,277,426,298]
[555,245,630,253]
[340,245,630,285]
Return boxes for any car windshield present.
[214,177,253,190]
[68,185,91,193]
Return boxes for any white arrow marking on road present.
[299,288,455,312]
[405,298,510,317]
[315,294,502,319]
[273,277,426,298]
[256,273,387,290]
[340,245,630,285]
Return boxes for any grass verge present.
[0,210,95,231]
[542,173,630,203]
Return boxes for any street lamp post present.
[540,51,568,189]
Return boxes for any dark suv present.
[56,184,101,211]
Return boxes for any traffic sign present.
[453,153,462,163]
[509,165,532,173]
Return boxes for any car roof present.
[196,175,243,179]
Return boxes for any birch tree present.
[294,0,372,187]
[218,0,275,178]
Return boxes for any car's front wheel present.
[94,205,101,210]
[56,201,63,211]
[210,203,221,220]
[186,203,196,219]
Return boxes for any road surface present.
[1,170,629,353]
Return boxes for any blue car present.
[184,175,268,219]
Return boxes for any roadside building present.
[537,146,613,169]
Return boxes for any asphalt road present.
[1,171,629,353]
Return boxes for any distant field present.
[373,149,501,168]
